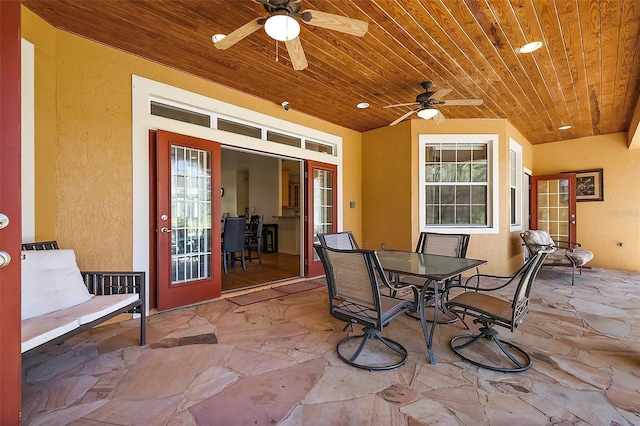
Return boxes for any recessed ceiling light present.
[356,102,369,109]
[212,34,226,44]
[558,125,572,130]
[519,41,543,53]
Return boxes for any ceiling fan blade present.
[384,102,419,108]
[432,111,446,124]
[389,108,419,126]
[214,19,263,50]
[440,99,484,106]
[285,37,308,70]
[430,88,452,101]
[301,10,368,36]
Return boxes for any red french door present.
[530,173,577,242]
[155,130,222,310]
[305,161,338,277]
[0,1,23,421]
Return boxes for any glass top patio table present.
[377,250,487,364]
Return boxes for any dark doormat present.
[226,280,325,306]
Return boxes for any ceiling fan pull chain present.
[275,40,279,62]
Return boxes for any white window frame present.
[21,39,35,241]
[419,134,499,234]
[509,137,523,232]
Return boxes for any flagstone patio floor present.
[22,266,640,425]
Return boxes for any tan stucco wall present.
[22,7,362,270]
[361,121,413,251]
[532,132,640,271]
[363,118,534,275]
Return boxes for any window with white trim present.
[419,134,499,234]
[509,138,523,231]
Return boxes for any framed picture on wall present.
[566,168,604,202]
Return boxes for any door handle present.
[161,227,172,233]
[0,251,11,268]
[0,213,9,229]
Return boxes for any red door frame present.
[148,131,158,309]
[304,160,338,277]
[155,130,222,311]
[530,173,577,242]
[0,1,23,422]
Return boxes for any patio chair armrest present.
[554,239,582,249]
[522,242,556,253]
[385,278,419,296]
[442,274,515,301]
[462,273,518,290]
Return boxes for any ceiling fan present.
[213,0,368,71]
[385,81,483,126]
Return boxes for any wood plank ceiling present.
[22,0,640,144]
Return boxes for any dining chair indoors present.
[245,214,264,264]
[442,248,552,373]
[314,244,418,371]
[222,217,246,273]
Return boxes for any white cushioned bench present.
[21,241,146,355]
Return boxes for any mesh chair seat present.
[446,292,513,324]
[332,294,414,326]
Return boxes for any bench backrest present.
[21,249,93,319]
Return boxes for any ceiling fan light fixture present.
[417,107,439,120]
[519,41,543,53]
[264,15,300,41]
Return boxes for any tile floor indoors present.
[21,265,640,425]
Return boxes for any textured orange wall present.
[21,7,361,270]
[362,122,413,252]
[533,133,640,271]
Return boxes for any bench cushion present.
[21,249,93,320]
[546,249,594,267]
[35,293,139,325]
[21,318,79,353]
